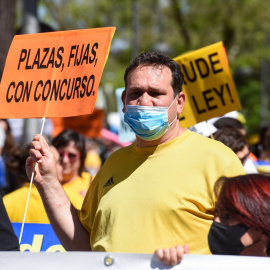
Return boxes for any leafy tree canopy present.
[33,0,270,134]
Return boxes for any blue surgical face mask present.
[124,97,177,141]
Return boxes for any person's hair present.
[52,129,86,176]
[215,174,270,238]
[213,128,247,153]
[0,119,16,157]
[213,117,244,131]
[124,51,184,97]
[6,144,31,185]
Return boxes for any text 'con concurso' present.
[6,75,96,103]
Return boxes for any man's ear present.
[176,92,186,115]
[121,90,126,113]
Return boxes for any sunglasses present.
[58,150,80,162]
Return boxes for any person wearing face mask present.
[25,51,245,253]
[208,174,270,256]
[155,173,270,266]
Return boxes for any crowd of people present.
[0,51,269,266]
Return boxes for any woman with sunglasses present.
[155,173,270,266]
[52,129,92,204]
[4,130,90,224]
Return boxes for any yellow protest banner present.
[174,41,241,128]
[0,27,115,118]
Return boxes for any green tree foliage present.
[0,0,15,81]
[36,0,270,134]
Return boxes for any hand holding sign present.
[25,133,91,251]
[0,27,115,247]
[26,135,57,187]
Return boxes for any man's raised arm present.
[25,134,91,251]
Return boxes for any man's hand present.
[26,134,58,187]
[25,134,91,251]
[155,244,189,266]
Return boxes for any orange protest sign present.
[51,108,104,138]
[174,41,242,128]
[0,27,115,118]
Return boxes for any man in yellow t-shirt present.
[79,130,244,254]
[26,51,245,254]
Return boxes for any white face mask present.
[124,97,177,141]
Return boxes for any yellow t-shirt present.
[63,171,92,206]
[4,172,91,224]
[79,130,245,254]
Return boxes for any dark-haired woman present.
[52,129,92,201]
[155,174,270,266]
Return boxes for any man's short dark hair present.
[124,51,184,97]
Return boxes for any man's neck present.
[136,123,186,148]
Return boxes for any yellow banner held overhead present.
[0,27,115,119]
[174,41,242,128]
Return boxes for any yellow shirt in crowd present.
[4,172,91,224]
